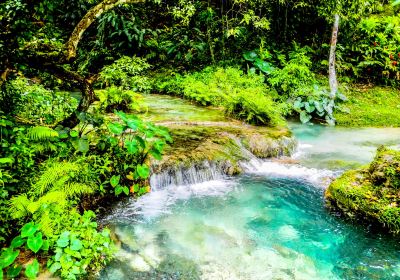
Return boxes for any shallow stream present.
[100,96,400,280]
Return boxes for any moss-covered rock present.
[150,121,296,188]
[136,94,296,188]
[325,147,400,234]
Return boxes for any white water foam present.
[244,159,336,188]
[104,179,236,222]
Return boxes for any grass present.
[335,85,400,127]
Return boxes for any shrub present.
[154,67,284,126]
[98,56,152,92]
[348,15,400,84]
[47,211,113,280]
[1,77,78,124]
[96,86,144,113]
[268,46,316,98]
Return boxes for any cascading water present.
[99,124,400,280]
[149,161,226,191]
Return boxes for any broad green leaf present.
[69,130,79,138]
[10,236,25,248]
[25,259,39,279]
[293,99,303,111]
[254,58,275,74]
[77,138,89,153]
[108,122,124,135]
[0,248,19,269]
[137,164,150,179]
[243,51,258,62]
[41,240,49,251]
[21,222,39,238]
[27,232,43,253]
[135,136,146,149]
[122,186,129,196]
[304,103,315,113]
[109,137,118,146]
[392,0,400,6]
[127,119,141,131]
[314,101,324,113]
[7,264,22,278]
[150,149,162,160]
[48,262,61,274]
[56,232,70,248]
[70,239,83,251]
[300,111,312,124]
[115,186,123,196]
[110,175,120,187]
[125,140,139,154]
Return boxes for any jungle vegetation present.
[1,0,400,278]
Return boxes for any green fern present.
[27,126,59,141]
[33,161,81,195]
[9,159,97,237]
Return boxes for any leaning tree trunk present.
[64,0,145,62]
[329,14,340,98]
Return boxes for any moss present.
[334,85,400,127]
[151,122,296,175]
[326,147,400,234]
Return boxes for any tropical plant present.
[9,159,98,236]
[47,210,113,280]
[98,56,152,92]
[97,86,144,113]
[100,111,172,196]
[1,77,78,125]
[268,46,316,98]
[292,86,348,125]
[154,67,284,126]
[0,222,49,279]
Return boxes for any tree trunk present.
[329,14,340,98]
[64,0,145,61]
[22,54,98,128]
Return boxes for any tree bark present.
[329,14,340,98]
[22,54,98,128]
[64,0,145,61]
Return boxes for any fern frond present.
[38,211,56,237]
[27,126,58,141]
[37,191,68,210]
[64,182,95,198]
[33,161,80,195]
[9,194,31,219]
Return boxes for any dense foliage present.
[1,0,400,278]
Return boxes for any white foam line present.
[105,180,236,221]
[245,160,336,187]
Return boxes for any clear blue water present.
[99,119,400,280]
[100,174,400,280]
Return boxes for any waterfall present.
[149,161,226,190]
[149,136,297,190]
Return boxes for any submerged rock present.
[325,146,400,234]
